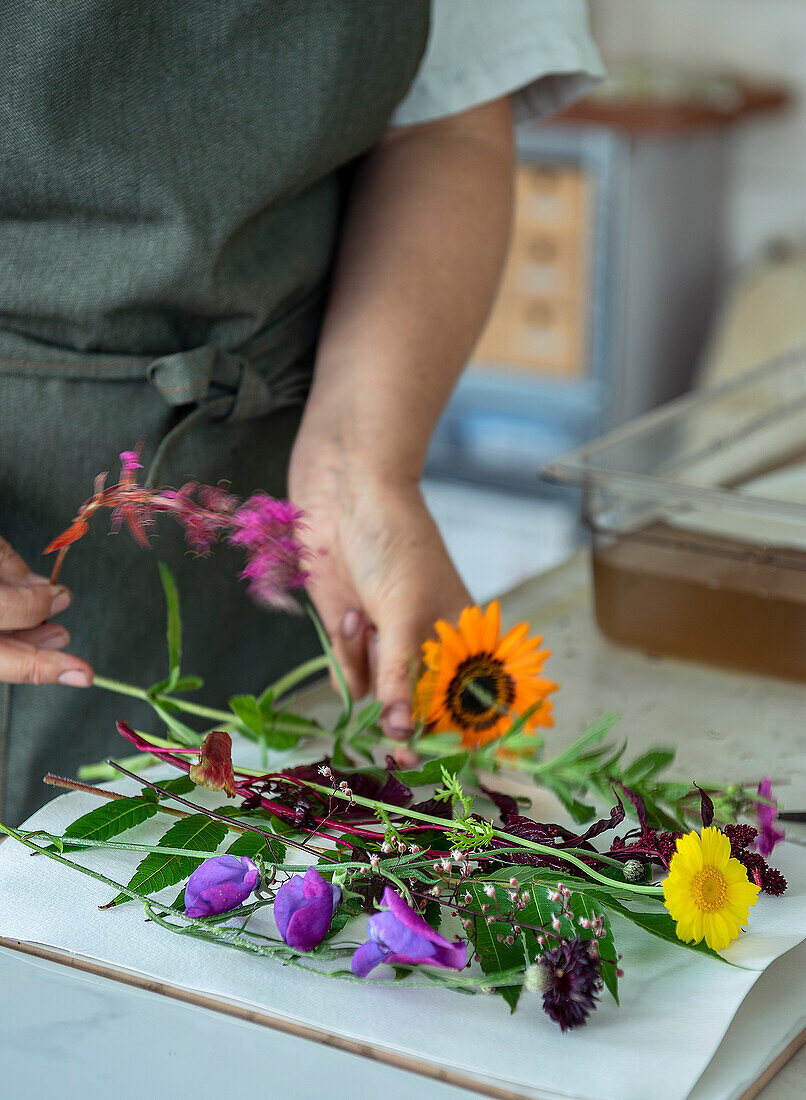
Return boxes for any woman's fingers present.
[9,623,71,650]
[0,579,71,631]
[0,636,93,686]
[336,607,371,699]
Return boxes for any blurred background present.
[423,0,806,601]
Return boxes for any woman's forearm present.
[291,96,514,487]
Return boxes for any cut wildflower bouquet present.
[0,448,789,1033]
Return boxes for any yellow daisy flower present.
[663,827,760,952]
[413,600,557,751]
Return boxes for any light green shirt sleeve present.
[390,0,605,127]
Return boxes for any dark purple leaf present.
[616,782,649,836]
[480,784,519,820]
[570,798,626,845]
[694,784,714,827]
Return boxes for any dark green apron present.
[0,1,429,824]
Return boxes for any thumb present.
[374,615,425,742]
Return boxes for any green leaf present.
[621,749,676,785]
[107,814,228,907]
[56,797,159,852]
[395,753,469,787]
[422,900,442,933]
[322,907,351,942]
[535,714,622,773]
[600,899,729,964]
[331,738,352,768]
[465,879,533,1011]
[172,675,204,692]
[229,694,263,737]
[349,700,383,734]
[157,775,196,799]
[158,561,182,691]
[572,892,619,1005]
[226,830,286,865]
[542,777,595,823]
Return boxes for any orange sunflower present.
[413,600,557,750]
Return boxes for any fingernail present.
[24,572,51,586]
[384,702,413,738]
[39,626,69,650]
[341,608,362,640]
[58,669,91,688]
[393,746,420,768]
[50,587,72,616]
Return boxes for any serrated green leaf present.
[158,561,182,691]
[56,797,159,852]
[423,900,442,933]
[226,830,285,865]
[157,775,196,799]
[108,814,227,907]
[465,880,531,1011]
[322,906,351,942]
[395,753,469,787]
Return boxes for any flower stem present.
[93,673,322,737]
[259,655,329,704]
[298,780,663,897]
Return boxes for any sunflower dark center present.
[446,654,515,731]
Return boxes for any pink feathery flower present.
[229,494,304,550]
[240,538,308,613]
[119,450,143,472]
[755,777,785,857]
[198,485,239,515]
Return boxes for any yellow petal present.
[700,826,731,870]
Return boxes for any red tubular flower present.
[189,731,238,797]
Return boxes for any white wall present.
[589,0,806,268]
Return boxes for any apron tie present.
[147,343,281,422]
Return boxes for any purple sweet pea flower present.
[274,868,342,952]
[756,777,785,857]
[184,855,260,918]
[352,887,467,978]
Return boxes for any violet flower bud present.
[184,855,260,919]
[274,868,342,952]
[352,887,467,978]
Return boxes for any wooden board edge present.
[0,936,551,1100]
[736,1025,806,1100]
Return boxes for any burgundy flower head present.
[539,935,603,1032]
[724,822,788,896]
[352,888,467,977]
[189,731,238,797]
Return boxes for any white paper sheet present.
[0,785,804,1100]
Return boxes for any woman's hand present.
[288,97,513,749]
[289,449,469,745]
[0,535,93,686]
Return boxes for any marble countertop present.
[2,551,804,1100]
